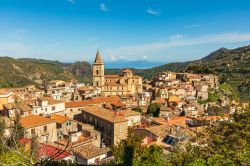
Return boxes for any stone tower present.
[92,50,104,87]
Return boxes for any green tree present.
[110,128,165,166]
[147,103,161,117]
[132,107,142,113]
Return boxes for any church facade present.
[92,51,143,96]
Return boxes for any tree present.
[132,107,142,113]
[110,128,165,166]
[147,103,161,117]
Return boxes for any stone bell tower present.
[92,50,104,87]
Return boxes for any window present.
[66,121,71,126]
[43,125,47,132]
[52,106,55,110]
[31,128,35,135]
[119,125,123,133]
[96,70,99,75]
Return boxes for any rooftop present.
[51,114,71,124]
[20,115,55,128]
[65,96,120,108]
[74,144,106,159]
[82,105,128,123]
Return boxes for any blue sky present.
[0,0,250,63]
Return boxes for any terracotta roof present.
[74,144,106,159]
[78,86,91,91]
[0,88,12,96]
[51,114,71,124]
[20,115,55,128]
[168,95,180,103]
[38,97,64,105]
[65,96,120,108]
[19,138,72,160]
[19,100,34,112]
[166,116,191,128]
[3,102,17,109]
[122,69,133,73]
[82,105,128,123]
[145,125,171,138]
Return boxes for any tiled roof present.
[78,86,91,91]
[20,115,55,128]
[3,102,17,109]
[65,96,120,108]
[122,69,133,73]
[82,105,128,123]
[19,138,72,160]
[51,114,71,124]
[145,125,171,138]
[0,88,12,96]
[19,100,34,112]
[38,97,64,105]
[74,144,106,159]
[166,116,191,128]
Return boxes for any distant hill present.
[0,57,91,87]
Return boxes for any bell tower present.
[92,50,104,87]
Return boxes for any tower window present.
[96,70,99,75]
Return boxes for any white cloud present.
[170,34,184,40]
[108,32,250,57]
[67,0,75,4]
[140,55,148,60]
[100,3,109,12]
[109,54,117,61]
[185,24,199,29]
[146,8,161,16]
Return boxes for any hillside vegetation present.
[0,57,90,88]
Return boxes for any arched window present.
[96,70,99,75]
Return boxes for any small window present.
[66,121,71,126]
[96,70,99,75]
[43,125,47,132]
[52,106,55,110]
[31,128,35,134]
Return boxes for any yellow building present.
[0,89,14,110]
[92,51,143,96]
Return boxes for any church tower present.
[92,50,104,87]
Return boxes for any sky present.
[0,0,250,63]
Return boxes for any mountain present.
[0,57,91,87]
